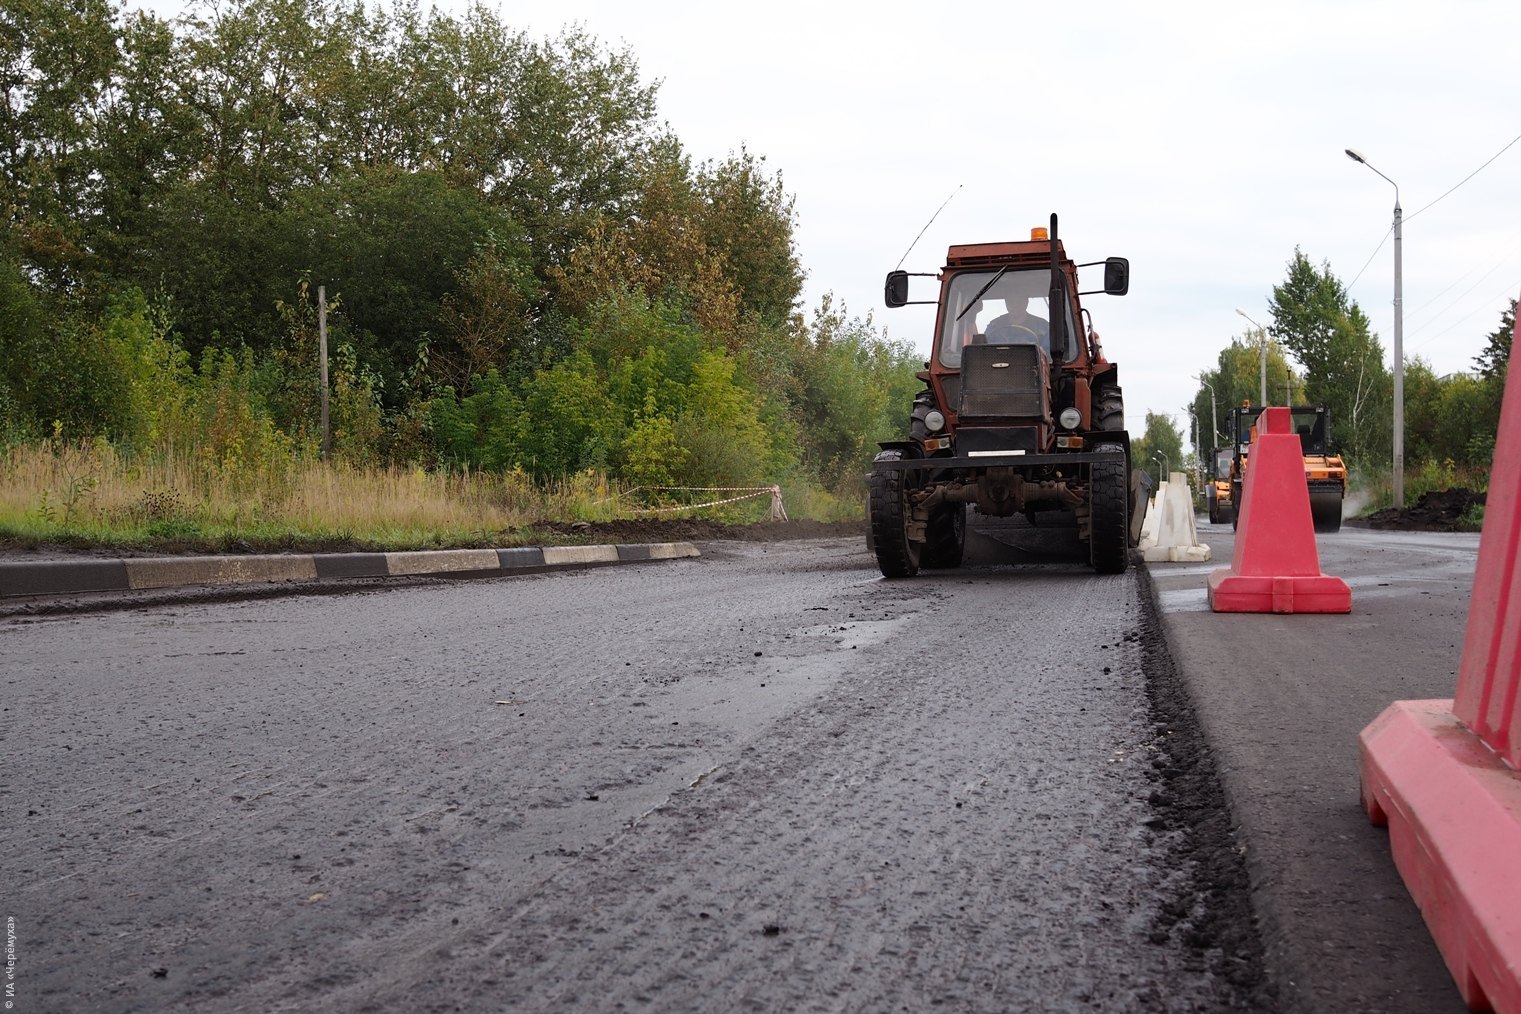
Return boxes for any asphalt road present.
[6,533,1262,1013]
[5,516,1486,1013]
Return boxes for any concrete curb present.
[0,542,701,599]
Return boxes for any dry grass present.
[0,442,638,549]
[0,441,820,550]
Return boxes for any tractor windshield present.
[938,269,1078,368]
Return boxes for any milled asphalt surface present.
[0,519,1478,1009]
[5,533,1262,1012]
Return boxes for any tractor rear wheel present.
[921,504,965,569]
[1090,441,1131,574]
[1230,480,1243,531]
[869,449,921,578]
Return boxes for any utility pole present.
[1346,148,1404,508]
[318,284,330,461]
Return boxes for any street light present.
[1155,452,1169,484]
[1197,374,1219,446]
[1235,308,1270,406]
[1346,147,1404,509]
[1188,407,1203,490]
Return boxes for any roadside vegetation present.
[0,0,920,549]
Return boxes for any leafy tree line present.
[1,0,921,502]
[1184,249,1512,502]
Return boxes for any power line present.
[1406,256,1508,337]
[1347,131,1519,292]
[1346,228,1391,291]
[1408,277,1521,354]
[1406,131,1521,223]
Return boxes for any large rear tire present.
[869,450,920,578]
[921,504,965,569]
[1230,480,1243,532]
[1091,442,1131,574]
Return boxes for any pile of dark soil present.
[1355,488,1485,532]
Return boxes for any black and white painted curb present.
[0,542,700,598]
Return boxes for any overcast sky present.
[130,0,1521,451]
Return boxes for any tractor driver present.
[985,296,1050,352]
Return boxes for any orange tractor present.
[869,214,1142,576]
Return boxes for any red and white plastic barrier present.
[1360,293,1521,1012]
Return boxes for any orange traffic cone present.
[1207,406,1351,613]
[1360,305,1521,1013]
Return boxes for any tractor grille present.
[958,343,1045,419]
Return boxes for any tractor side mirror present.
[1104,258,1130,296]
[884,270,910,308]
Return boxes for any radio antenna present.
[893,184,962,270]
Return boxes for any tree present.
[1267,249,1389,463]
[1,0,122,288]
[692,147,803,329]
[1129,411,1185,488]
[1467,298,1516,469]
[1473,298,1515,380]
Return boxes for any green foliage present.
[792,295,921,484]
[675,350,772,487]
[0,0,918,520]
[1473,299,1515,380]
[1129,411,1185,487]
[428,369,523,472]
[1267,249,1389,462]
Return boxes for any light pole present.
[1346,147,1404,509]
[1197,375,1219,446]
[1155,452,1168,485]
[1235,308,1270,406]
[1188,407,1202,493]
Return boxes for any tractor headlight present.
[1059,407,1083,430]
[924,409,946,433]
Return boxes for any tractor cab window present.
[938,269,1078,368]
[1212,448,1232,479]
[1292,409,1328,453]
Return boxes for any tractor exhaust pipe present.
[1048,212,1065,363]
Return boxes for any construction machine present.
[1227,403,1347,534]
[1206,447,1233,524]
[868,214,1142,577]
